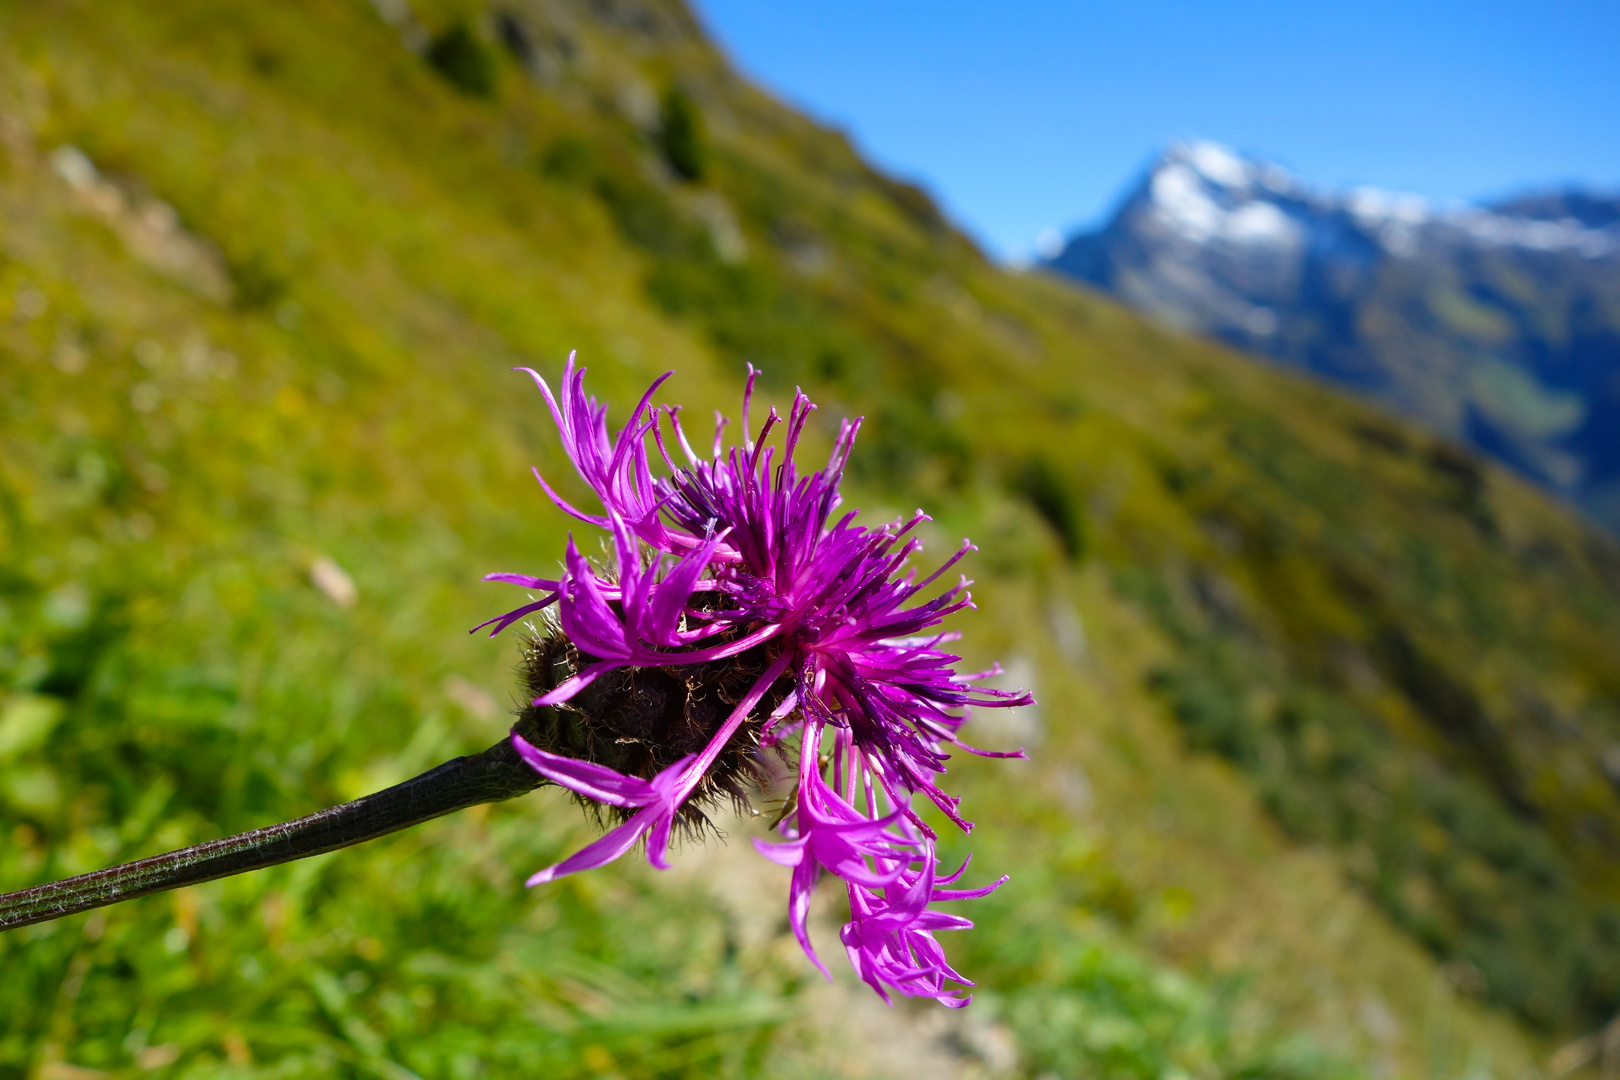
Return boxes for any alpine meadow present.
[3,2,1620,1077]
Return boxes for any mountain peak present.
[1139,142,1306,249]
[1046,139,1620,529]
[1116,140,1618,260]
[1170,140,1256,189]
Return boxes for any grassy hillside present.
[3,1,1620,1076]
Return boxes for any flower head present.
[481,354,1032,1005]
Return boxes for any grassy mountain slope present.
[3,1,1620,1076]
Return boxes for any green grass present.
[3,0,1619,1075]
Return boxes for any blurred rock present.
[309,556,358,609]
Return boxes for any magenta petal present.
[483,572,561,590]
[950,738,1030,760]
[910,911,975,932]
[556,538,632,660]
[512,735,656,806]
[470,595,557,637]
[787,856,830,978]
[644,531,724,643]
[525,808,657,885]
[931,874,1010,902]
[644,811,677,871]
[530,466,609,528]
[532,660,620,706]
[752,836,807,868]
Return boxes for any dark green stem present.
[0,729,546,933]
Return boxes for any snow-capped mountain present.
[1046,142,1620,530]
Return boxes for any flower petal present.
[512,735,656,806]
[525,808,658,886]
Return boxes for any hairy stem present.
[0,728,546,933]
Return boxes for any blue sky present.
[690,1,1620,260]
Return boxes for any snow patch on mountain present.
[1183,141,1251,189]
[1149,155,1306,248]
[1141,141,1619,260]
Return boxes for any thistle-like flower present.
[481,355,1032,1007]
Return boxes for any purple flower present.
[841,849,1008,1008]
[481,354,1032,1005]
